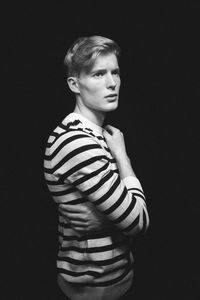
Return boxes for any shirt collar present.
[64,112,103,135]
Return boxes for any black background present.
[2,1,200,299]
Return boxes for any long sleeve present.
[44,115,150,296]
[45,130,149,236]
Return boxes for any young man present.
[44,36,149,300]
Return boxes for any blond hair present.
[64,35,120,77]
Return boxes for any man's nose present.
[106,73,117,89]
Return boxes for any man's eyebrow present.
[91,68,107,73]
[91,67,120,73]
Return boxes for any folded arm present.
[59,201,115,234]
[51,126,149,236]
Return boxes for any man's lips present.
[105,93,118,98]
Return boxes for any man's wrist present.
[116,155,136,179]
[115,153,130,164]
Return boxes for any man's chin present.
[105,102,118,111]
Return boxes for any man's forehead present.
[92,53,119,70]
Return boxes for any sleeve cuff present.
[122,176,143,191]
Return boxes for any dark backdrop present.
[2,2,199,299]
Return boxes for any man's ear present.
[67,77,80,94]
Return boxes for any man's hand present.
[59,202,113,234]
[103,125,128,160]
[103,125,136,179]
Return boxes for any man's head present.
[64,36,121,119]
[64,36,120,77]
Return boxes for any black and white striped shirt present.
[44,112,149,300]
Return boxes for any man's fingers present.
[59,204,86,213]
[102,130,110,139]
[105,124,116,130]
[104,125,114,135]
[61,212,88,222]
[104,125,122,137]
[70,220,88,227]
[71,227,89,233]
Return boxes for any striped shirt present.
[44,112,149,300]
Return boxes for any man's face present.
[76,53,121,114]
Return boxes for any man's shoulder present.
[46,113,103,150]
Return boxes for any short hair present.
[64,35,120,77]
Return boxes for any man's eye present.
[113,69,120,76]
[94,72,104,78]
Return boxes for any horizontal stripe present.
[103,187,127,215]
[46,133,59,146]
[57,260,129,278]
[45,134,89,160]
[50,189,76,197]
[57,263,132,287]
[58,229,122,241]
[84,127,93,132]
[52,144,102,173]
[132,192,146,201]
[123,215,140,232]
[128,187,145,196]
[96,136,104,141]
[94,176,120,206]
[114,195,137,224]
[58,155,107,183]
[59,240,127,253]
[84,171,114,196]
[57,251,129,266]
[49,128,78,145]
[73,161,109,186]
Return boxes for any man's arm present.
[51,128,149,236]
[59,201,115,234]
[59,125,143,234]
